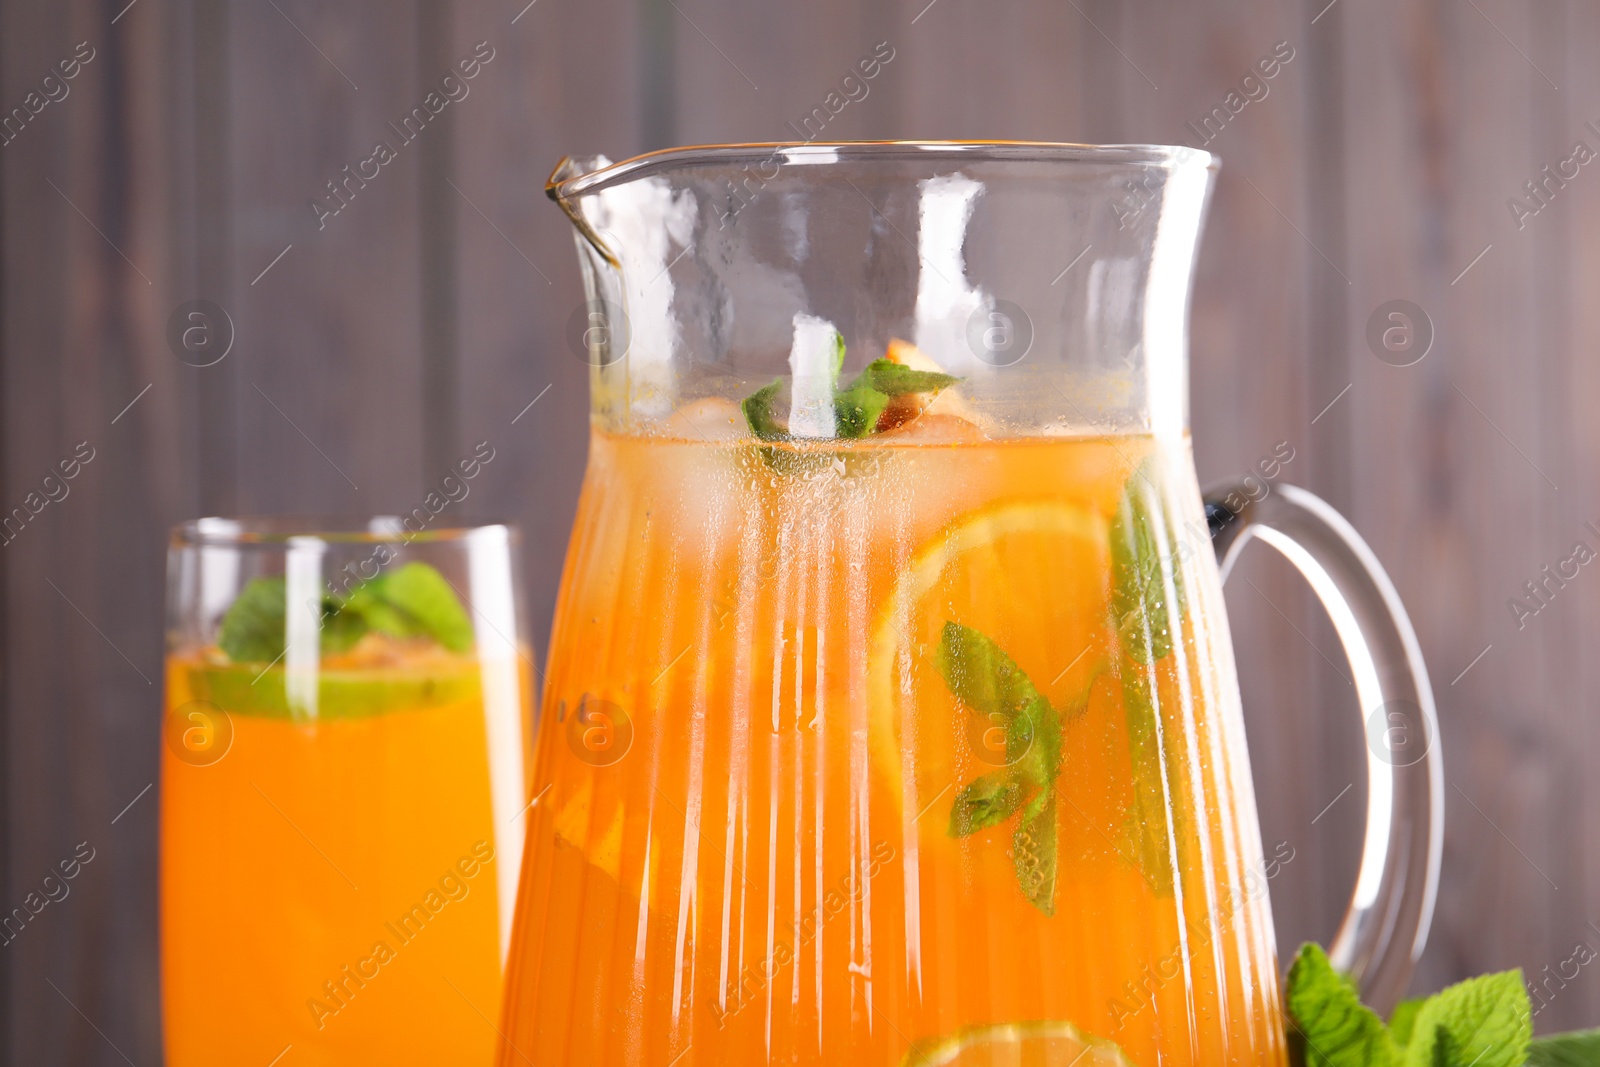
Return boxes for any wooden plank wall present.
[2,0,1594,1061]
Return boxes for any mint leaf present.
[1528,1028,1600,1066]
[948,770,1025,837]
[1109,456,1190,897]
[367,562,473,653]
[831,356,961,438]
[1403,970,1530,1067]
[1388,998,1426,1048]
[1286,943,1590,1067]
[937,621,1067,914]
[834,376,891,439]
[863,357,960,396]
[936,621,1050,730]
[218,576,290,662]
[217,563,472,663]
[741,347,963,444]
[1284,943,1401,1067]
[319,599,369,654]
[219,576,367,660]
[742,379,788,441]
[341,581,423,639]
[937,622,1063,789]
[1013,792,1058,916]
[1110,457,1186,664]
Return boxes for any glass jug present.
[501,142,1442,1067]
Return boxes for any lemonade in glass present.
[162,520,532,1066]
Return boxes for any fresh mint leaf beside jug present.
[1285,942,1600,1067]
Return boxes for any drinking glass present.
[499,142,1442,1066]
[161,517,534,1065]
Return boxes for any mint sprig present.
[1285,944,1404,1066]
[833,374,892,439]
[949,770,1026,836]
[1109,456,1188,897]
[216,561,472,662]
[216,576,293,662]
[739,332,962,443]
[1527,1030,1600,1065]
[1283,943,1595,1067]
[938,620,1089,915]
[835,356,962,438]
[860,358,960,397]
[742,379,788,442]
[358,561,473,652]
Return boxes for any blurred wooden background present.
[4,0,1596,1061]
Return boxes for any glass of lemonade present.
[498,143,1442,1066]
[161,517,533,1066]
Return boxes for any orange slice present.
[868,500,1113,826]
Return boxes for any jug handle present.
[1203,481,1443,1013]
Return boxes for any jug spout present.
[547,155,619,267]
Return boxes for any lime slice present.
[188,661,482,720]
[904,1020,1133,1066]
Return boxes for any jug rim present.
[546,139,1217,202]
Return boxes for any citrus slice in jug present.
[903,1020,1133,1066]
[867,499,1113,826]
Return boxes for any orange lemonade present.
[162,639,526,1066]
[500,425,1288,1066]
